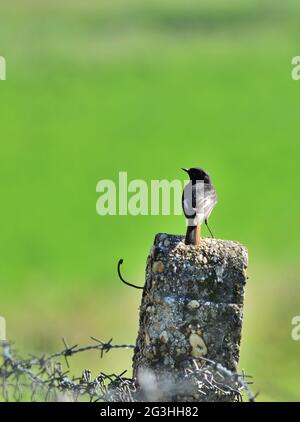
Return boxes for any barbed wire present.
[193,357,257,402]
[0,339,255,402]
[0,338,135,402]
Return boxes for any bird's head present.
[182,167,211,183]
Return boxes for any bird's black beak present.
[182,168,189,173]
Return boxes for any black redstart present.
[182,167,217,245]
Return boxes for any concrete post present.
[132,233,248,402]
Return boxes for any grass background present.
[0,0,300,401]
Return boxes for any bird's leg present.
[185,224,201,245]
[195,224,201,245]
[205,219,214,238]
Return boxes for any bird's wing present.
[203,185,217,220]
[182,182,217,223]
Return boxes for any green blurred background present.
[0,0,300,401]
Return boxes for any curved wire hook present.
[117,259,144,290]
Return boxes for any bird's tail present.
[185,225,201,245]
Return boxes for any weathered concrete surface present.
[132,233,248,402]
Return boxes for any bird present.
[182,167,217,245]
